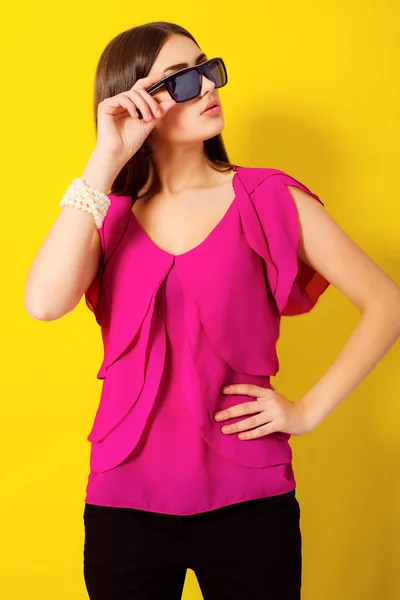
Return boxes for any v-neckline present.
[128,166,240,259]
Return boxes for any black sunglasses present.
[145,57,228,104]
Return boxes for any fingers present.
[127,88,162,120]
[100,71,172,123]
[100,93,139,118]
[103,90,160,122]
[221,412,271,435]
[215,401,278,440]
[120,70,172,121]
[222,383,270,398]
[119,89,153,121]
[237,422,277,440]
[131,70,167,120]
[214,399,264,422]
[215,383,275,422]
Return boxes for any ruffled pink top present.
[84,166,330,515]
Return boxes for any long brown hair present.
[93,21,236,202]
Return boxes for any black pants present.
[83,489,302,599]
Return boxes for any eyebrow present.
[164,53,208,73]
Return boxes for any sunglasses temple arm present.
[146,81,167,94]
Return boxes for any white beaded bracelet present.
[59,178,111,229]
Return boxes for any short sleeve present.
[84,194,131,323]
[84,224,106,319]
[251,171,331,316]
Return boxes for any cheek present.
[155,106,197,138]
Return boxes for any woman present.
[24,20,400,600]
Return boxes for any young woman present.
[25,20,400,600]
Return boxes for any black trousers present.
[83,489,302,599]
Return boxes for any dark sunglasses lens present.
[204,59,227,87]
[168,70,200,102]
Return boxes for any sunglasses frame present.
[145,57,228,103]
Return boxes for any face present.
[147,35,225,148]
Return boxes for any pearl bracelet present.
[59,178,111,229]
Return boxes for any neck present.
[149,142,221,198]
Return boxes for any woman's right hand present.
[95,71,176,164]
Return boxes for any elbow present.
[24,293,57,321]
[24,286,76,321]
[24,259,84,321]
[386,288,400,335]
[364,287,400,336]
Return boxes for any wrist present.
[296,396,325,431]
[82,149,124,195]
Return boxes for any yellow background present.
[1,1,399,598]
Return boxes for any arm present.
[287,185,400,429]
[215,185,400,437]
[24,149,123,321]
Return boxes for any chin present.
[203,117,225,135]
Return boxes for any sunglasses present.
[145,57,228,104]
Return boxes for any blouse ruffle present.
[84,166,330,473]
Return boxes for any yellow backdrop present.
[1,1,399,598]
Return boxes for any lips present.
[202,100,220,114]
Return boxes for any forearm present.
[298,295,400,429]
[24,148,124,320]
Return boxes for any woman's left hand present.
[214,384,316,439]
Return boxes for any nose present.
[200,73,216,95]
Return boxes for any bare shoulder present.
[286,185,400,312]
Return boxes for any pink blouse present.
[83,165,330,515]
